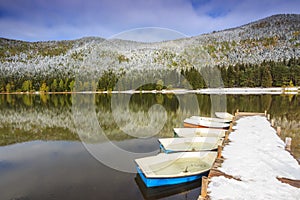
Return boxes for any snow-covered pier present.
[200,112,300,200]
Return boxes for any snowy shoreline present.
[0,87,299,95]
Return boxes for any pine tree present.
[69,80,75,91]
[59,79,64,92]
[261,65,272,87]
[50,79,58,92]
[40,82,49,93]
[5,83,11,93]
[21,80,32,92]
[226,65,235,87]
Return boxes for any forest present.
[0,57,299,93]
[182,57,300,89]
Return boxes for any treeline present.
[0,69,124,93]
[0,58,299,93]
[182,57,300,88]
[0,76,76,93]
[219,58,300,87]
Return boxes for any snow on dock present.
[205,115,300,200]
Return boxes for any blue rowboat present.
[135,173,202,199]
[135,152,217,187]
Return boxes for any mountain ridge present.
[1,14,299,43]
[0,14,299,92]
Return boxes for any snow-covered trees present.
[0,14,299,92]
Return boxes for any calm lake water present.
[0,93,299,200]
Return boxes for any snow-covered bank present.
[69,87,300,95]
[66,87,300,95]
[0,87,299,95]
[98,87,299,95]
[208,116,300,200]
[196,87,300,95]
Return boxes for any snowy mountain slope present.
[0,14,299,80]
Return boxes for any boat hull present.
[191,116,231,123]
[184,122,229,129]
[159,144,218,154]
[137,167,207,187]
[135,174,201,199]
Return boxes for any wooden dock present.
[199,111,300,200]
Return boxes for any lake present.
[0,93,299,200]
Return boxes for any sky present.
[0,0,299,42]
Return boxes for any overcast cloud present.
[0,0,299,41]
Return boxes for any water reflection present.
[0,141,145,200]
[135,174,202,200]
[0,94,299,156]
[0,93,299,199]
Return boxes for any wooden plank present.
[209,169,241,181]
[217,145,222,159]
[201,176,208,198]
[237,112,265,116]
[277,177,300,188]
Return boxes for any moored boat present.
[135,152,217,187]
[159,137,224,153]
[173,128,226,138]
[184,118,230,129]
[215,112,234,121]
[190,116,231,123]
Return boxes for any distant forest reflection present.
[0,93,299,159]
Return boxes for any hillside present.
[0,14,299,92]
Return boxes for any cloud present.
[0,0,299,41]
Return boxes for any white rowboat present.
[184,118,230,129]
[215,112,234,121]
[159,137,224,153]
[174,128,226,138]
[190,116,231,123]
